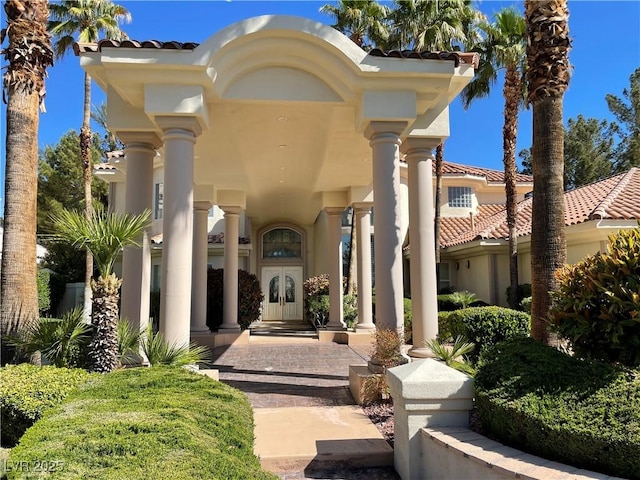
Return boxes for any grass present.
[7,367,277,480]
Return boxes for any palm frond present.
[141,326,211,367]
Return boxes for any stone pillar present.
[325,207,345,330]
[191,201,211,333]
[221,206,241,331]
[354,203,374,330]
[120,134,160,337]
[387,359,474,480]
[365,121,407,332]
[403,139,440,357]
[157,117,201,348]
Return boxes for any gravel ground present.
[362,401,395,447]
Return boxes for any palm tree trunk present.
[434,143,444,289]
[530,97,566,342]
[1,86,40,335]
[81,71,94,319]
[503,66,521,309]
[346,209,357,295]
[89,273,122,373]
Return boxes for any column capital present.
[364,121,408,141]
[155,115,202,137]
[119,131,163,150]
[221,206,242,216]
[324,206,346,217]
[194,201,212,212]
[352,202,373,213]
[400,137,440,155]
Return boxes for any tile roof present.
[440,204,505,246]
[74,39,199,55]
[442,168,640,248]
[94,163,117,171]
[369,49,480,68]
[439,161,533,184]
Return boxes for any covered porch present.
[78,15,477,355]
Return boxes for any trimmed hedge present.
[0,364,92,447]
[475,338,640,479]
[438,306,530,360]
[8,367,278,480]
[207,269,264,331]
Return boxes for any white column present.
[325,207,345,330]
[403,138,440,357]
[157,117,201,348]
[119,134,160,337]
[221,206,241,331]
[354,203,374,330]
[365,121,407,332]
[191,201,211,333]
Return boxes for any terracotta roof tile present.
[441,168,640,248]
[440,204,504,246]
[74,39,199,55]
[369,48,480,68]
[94,163,117,171]
[439,161,533,183]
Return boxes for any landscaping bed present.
[7,367,277,480]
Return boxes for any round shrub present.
[0,364,92,447]
[438,306,530,361]
[551,226,640,367]
[206,269,264,331]
[475,337,640,479]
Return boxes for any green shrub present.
[307,294,330,325]
[141,326,211,367]
[206,269,264,331]
[7,367,277,480]
[403,298,412,343]
[343,293,358,329]
[303,274,330,322]
[475,337,640,479]
[505,283,532,310]
[0,364,92,447]
[36,269,51,315]
[551,226,640,367]
[438,306,530,361]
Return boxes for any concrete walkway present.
[210,338,399,480]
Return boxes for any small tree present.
[52,206,150,373]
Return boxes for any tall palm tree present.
[525,0,571,343]
[460,8,527,309]
[320,0,390,50]
[48,0,131,320]
[386,0,482,281]
[52,206,150,373]
[1,0,54,349]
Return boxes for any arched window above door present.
[262,228,302,258]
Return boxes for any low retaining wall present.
[421,427,623,480]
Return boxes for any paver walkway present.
[210,340,400,480]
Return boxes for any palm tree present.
[386,0,482,282]
[1,0,54,351]
[48,0,131,320]
[52,206,150,373]
[460,7,527,310]
[525,0,571,343]
[320,0,390,50]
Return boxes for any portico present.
[80,15,477,349]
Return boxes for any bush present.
[438,306,530,361]
[403,298,412,344]
[206,269,264,331]
[505,283,532,310]
[7,367,277,480]
[475,337,640,479]
[551,226,640,367]
[303,274,330,322]
[37,269,51,315]
[0,364,92,447]
[343,293,358,329]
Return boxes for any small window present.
[438,263,451,293]
[151,264,161,292]
[448,186,472,208]
[154,183,164,220]
[262,228,302,258]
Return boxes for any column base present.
[356,323,375,331]
[408,346,435,358]
[190,328,211,334]
[218,326,241,333]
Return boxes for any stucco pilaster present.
[402,138,440,357]
[365,121,407,332]
[325,207,346,330]
[353,202,374,330]
[221,206,242,332]
[157,117,200,348]
[191,201,212,334]
[119,133,161,341]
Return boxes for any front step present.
[249,320,317,337]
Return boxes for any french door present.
[261,266,303,321]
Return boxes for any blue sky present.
[1,0,639,214]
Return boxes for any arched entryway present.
[258,225,305,321]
